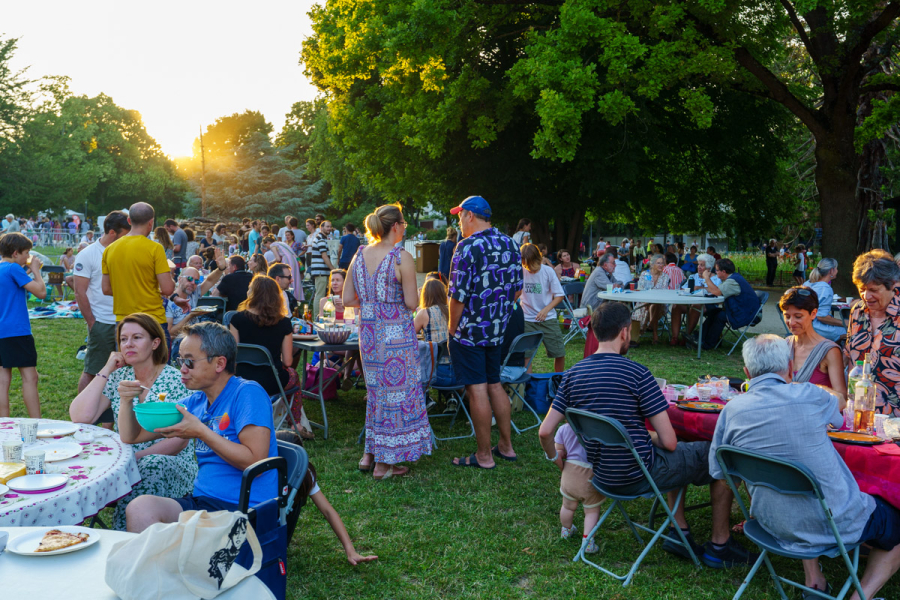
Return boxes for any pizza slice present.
[34,529,90,552]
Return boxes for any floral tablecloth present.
[0,418,141,526]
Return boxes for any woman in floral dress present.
[69,313,197,530]
[342,204,432,480]
[631,253,670,346]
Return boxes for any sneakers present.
[584,537,599,554]
[561,525,578,539]
[701,537,759,569]
[662,527,704,561]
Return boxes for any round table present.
[596,289,725,357]
[0,418,141,527]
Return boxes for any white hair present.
[742,334,790,378]
[696,253,715,269]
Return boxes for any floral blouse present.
[844,290,900,415]
[632,270,670,323]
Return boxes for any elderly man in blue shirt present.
[711,334,900,599]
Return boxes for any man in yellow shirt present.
[102,202,175,334]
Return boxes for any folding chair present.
[197,295,227,323]
[715,445,867,600]
[775,302,792,336]
[427,343,475,443]
[223,310,237,328]
[716,291,768,356]
[236,344,300,432]
[559,281,588,343]
[565,408,701,586]
[500,332,544,434]
[42,265,67,302]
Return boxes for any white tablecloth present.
[0,419,141,527]
[0,527,275,599]
[596,288,725,305]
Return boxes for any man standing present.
[268,263,298,315]
[73,210,132,393]
[102,202,175,335]
[164,219,187,271]
[338,223,361,270]
[581,252,619,311]
[248,220,261,256]
[4,215,19,233]
[290,217,307,248]
[539,302,755,567]
[447,196,523,469]
[765,239,779,286]
[212,255,254,312]
[309,220,335,319]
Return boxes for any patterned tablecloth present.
[664,404,900,510]
[0,418,141,527]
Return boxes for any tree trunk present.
[551,209,586,256]
[815,133,860,295]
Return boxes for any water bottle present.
[323,298,336,322]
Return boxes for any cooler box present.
[415,241,440,273]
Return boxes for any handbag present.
[303,364,339,400]
[105,510,262,600]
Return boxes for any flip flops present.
[451,453,495,469]
[491,446,517,462]
[373,465,409,480]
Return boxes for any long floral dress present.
[632,270,670,325]
[352,245,432,464]
[103,365,197,530]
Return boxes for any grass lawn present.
[8,319,894,599]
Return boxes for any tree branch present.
[779,0,815,59]
[849,2,900,65]
[859,83,900,94]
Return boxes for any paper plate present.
[36,422,79,438]
[193,305,218,313]
[677,402,724,413]
[5,526,99,556]
[41,442,83,463]
[827,431,885,445]
[7,474,69,494]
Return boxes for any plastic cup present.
[2,439,23,463]
[698,387,712,402]
[24,448,45,475]
[19,419,38,445]
[606,284,613,293]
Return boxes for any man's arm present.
[448,297,464,337]
[157,408,272,472]
[72,276,96,329]
[157,272,175,297]
[703,271,723,297]
[647,411,678,451]
[101,273,112,296]
[321,243,334,271]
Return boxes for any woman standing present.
[343,204,432,480]
[779,287,846,399]
[69,313,196,530]
[631,253,670,345]
[248,253,268,277]
[155,227,174,260]
[793,244,807,286]
[438,227,457,282]
[268,235,305,303]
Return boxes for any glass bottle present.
[854,355,876,434]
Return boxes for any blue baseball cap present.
[450,196,492,219]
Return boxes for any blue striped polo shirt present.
[551,353,668,487]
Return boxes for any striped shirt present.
[551,353,668,487]
[309,235,330,277]
[664,263,684,289]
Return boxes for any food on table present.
[0,462,26,484]
[827,431,882,444]
[34,529,90,552]
[158,393,167,402]
[679,402,724,412]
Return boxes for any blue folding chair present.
[716,291,768,355]
[565,408,701,586]
[715,445,867,600]
[427,343,475,443]
[559,281,588,343]
[500,332,544,434]
[236,344,300,432]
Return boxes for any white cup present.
[24,448,45,475]
[606,284,613,293]
[19,419,39,445]
[698,387,712,402]
[2,439,23,463]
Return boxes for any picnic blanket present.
[28,301,82,320]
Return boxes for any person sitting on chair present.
[710,335,900,599]
[120,321,278,532]
[669,253,721,346]
[687,258,760,351]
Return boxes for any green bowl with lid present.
[133,402,183,431]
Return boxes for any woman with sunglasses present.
[779,287,846,399]
[69,313,197,531]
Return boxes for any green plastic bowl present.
[133,402,183,431]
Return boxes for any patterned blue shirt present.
[449,227,523,347]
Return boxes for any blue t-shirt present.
[339,233,360,265]
[551,353,668,487]
[448,228,523,347]
[180,376,277,506]
[248,229,261,256]
[0,261,33,339]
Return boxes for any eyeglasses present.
[399,220,407,226]
[174,355,218,370]
[279,274,293,280]
[183,276,198,283]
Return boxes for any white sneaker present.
[560,525,578,539]
[584,537,599,554]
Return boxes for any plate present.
[36,422,79,438]
[293,333,318,341]
[5,526,100,556]
[41,442,83,462]
[193,305,218,313]
[677,402,724,413]
[7,474,69,494]
[0,483,8,497]
[827,431,885,445]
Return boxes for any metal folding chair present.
[41,265,68,302]
[565,408,701,586]
[223,310,237,328]
[426,343,474,443]
[197,295,227,323]
[715,445,867,600]
[716,291,768,356]
[500,332,544,434]
[559,281,588,343]
[236,344,300,432]
[775,302,792,336]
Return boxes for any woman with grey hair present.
[802,258,844,341]
[845,252,900,416]
[632,253,669,345]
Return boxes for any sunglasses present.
[793,288,812,296]
[174,355,218,370]
[182,276,198,283]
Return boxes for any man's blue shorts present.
[449,339,502,386]
[858,496,900,551]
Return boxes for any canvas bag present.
[105,510,262,600]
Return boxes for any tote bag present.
[105,510,262,600]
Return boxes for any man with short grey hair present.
[711,334,900,598]
[581,252,620,311]
[670,253,722,345]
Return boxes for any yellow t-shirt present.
[102,235,170,323]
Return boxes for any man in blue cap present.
[448,196,524,469]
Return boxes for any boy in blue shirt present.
[119,322,278,533]
[0,232,47,417]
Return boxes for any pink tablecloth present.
[665,405,900,510]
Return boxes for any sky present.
[5,0,320,158]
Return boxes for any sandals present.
[373,465,409,480]
[358,461,373,473]
[451,453,495,469]
[491,446,517,462]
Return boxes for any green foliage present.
[192,110,273,163]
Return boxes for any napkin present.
[874,443,900,456]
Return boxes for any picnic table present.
[666,403,900,510]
